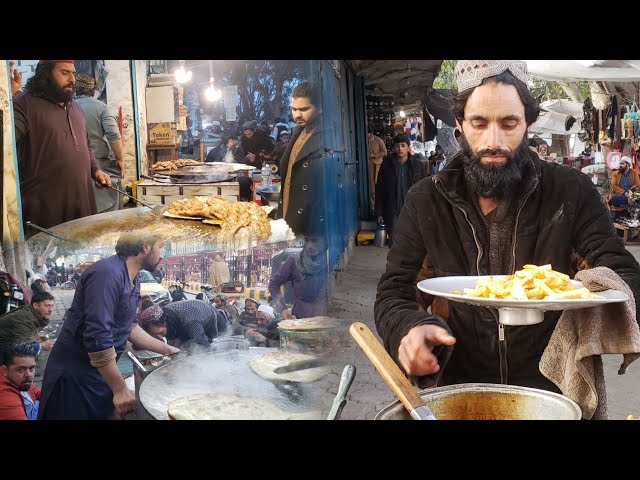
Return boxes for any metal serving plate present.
[417,276,628,325]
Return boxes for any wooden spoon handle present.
[349,322,427,414]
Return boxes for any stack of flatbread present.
[164,196,271,241]
[151,159,205,170]
[249,351,330,383]
[167,392,321,420]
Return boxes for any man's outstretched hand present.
[398,324,456,377]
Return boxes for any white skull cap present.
[455,60,529,93]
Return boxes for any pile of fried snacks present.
[458,264,604,300]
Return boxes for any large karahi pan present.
[375,383,582,420]
[152,163,239,184]
[25,207,229,248]
[155,167,233,184]
[137,348,331,420]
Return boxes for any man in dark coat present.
[12,60,112,235]
[276,82,325,237]
[0,291,56,362]
[375,134,427,247]
[239,120,274,170]
[375,60,640,395]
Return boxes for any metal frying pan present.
[158,170,233,184]
[137,348,329,420]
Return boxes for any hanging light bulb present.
[174,60,192,84]
[205,76,221,102]
[399,110,406,118]
[204,60,221,102]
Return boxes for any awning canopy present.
[525,60,640,82]
[347,60,443,106]
[529,99,584,135]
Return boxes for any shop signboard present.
[223,85,238,106]
[223,85,238,122]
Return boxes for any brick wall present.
[10,60,38,85]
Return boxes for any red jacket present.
[0,373,41,420]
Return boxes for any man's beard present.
[45,78,75,103]
[142,258,160,272]
[460,134,531,200]
[18,381,32,392]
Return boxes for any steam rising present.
[138,349,327,420]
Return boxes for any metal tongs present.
[127,351,148,373]
[25,221,72,242]
[107,185,154,209]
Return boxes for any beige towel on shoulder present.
[539,267,640,420]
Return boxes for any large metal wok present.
[156,164,233,184]
[25,207,230,248]
[137,348,330,420]
[375,383,582,420]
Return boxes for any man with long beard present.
[375,60,640,395]
[12,60,111,235]
[38,233,180,420]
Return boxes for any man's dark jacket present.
[0,305,48,358]
[240,129,274,170]
[375,150,640,391]
[374,153,427,230]
[276,125,325,236]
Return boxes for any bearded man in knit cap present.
[375,60,640,401]
[75,74,125,213]
[12,60,112,236]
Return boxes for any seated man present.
[0,343,40,420]
[233,298,260,335]
[212,294,239,324]
[139,299,225,354]
[0,291,56,360]
[609,156,640,209]
[245,305,279,348]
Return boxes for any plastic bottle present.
[261,165,271,187]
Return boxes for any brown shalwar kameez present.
[13,91,101,234]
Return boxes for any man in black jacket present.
[239,121,274,170]
[276,82,325,236]
[375,60,640,393]
[375,134,427,247]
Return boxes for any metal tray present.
[158,170,233,184]
[417,276,628,325]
